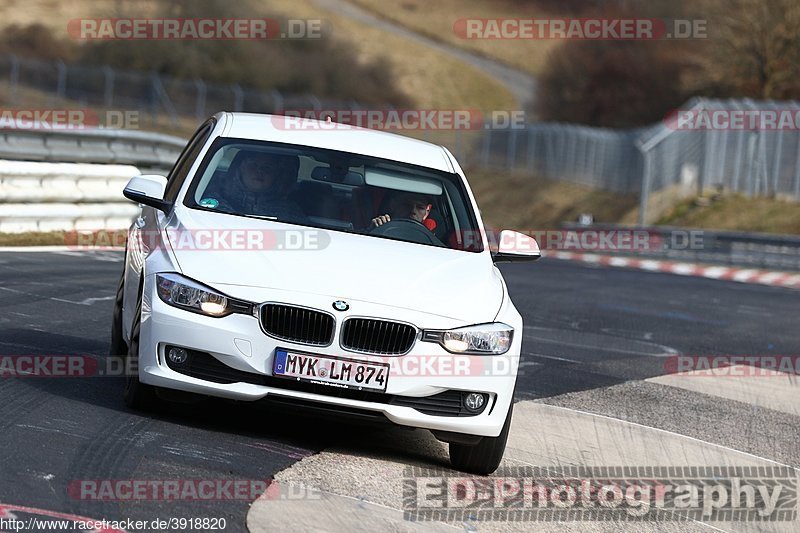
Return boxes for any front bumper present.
[138,279,521,438]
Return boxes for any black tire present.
[449,403,513,475]
[123,292,159,411]
[109,270,128,357]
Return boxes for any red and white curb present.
[545,251,800,289]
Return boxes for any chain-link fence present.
[633,99,800,222]
[448,124,646,193]
[450,98,800,223]
[0,54,330,121]
[2,55,799,223]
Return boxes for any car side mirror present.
[123,174,172,213]
[492,230,541,263]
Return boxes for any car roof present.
[218,112,455,173]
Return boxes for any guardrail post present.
[526,126,536,174]
[149,71,178,125]
[732,131,745,192]
[9,54,19,104]
[755,132,767,196]
[194,78,207,123]
[480,126,491,168]
[56,60,67,100]
[794,135,800,200]
[700,129,717,196]
[271,90,283,113]
[583,133,592,182]
[545,127,556,178]
[716,128,729,190]
[506,127,518,170]
[637,145,653,226]
[771,130,783,195]
[586,137,603,182]
[103,66,115,107]
[596,134,607,187]
[745,133,757,197]
[567,127,578,177]
[231,84,244,112]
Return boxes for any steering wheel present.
[369,218,445,247]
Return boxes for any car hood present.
[166,209,503,323]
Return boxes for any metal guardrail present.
[471,98,800,228]
[1,53,352,126]
[0,127,186,174]
[561,223,800,271]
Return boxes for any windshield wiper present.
[242,214,279,221]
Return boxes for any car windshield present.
[183,138,484,252]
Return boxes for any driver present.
[370,191,432,228]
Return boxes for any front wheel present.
[123,294,159,411]
[449,403,513,475]
[109,270,128,357]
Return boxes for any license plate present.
[272,349,389,392]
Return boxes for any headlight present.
[156,273,240,317]
[422,323,513,355]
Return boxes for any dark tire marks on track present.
[0,380,54,432]
[0,251,329,532]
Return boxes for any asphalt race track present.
[0,249,797,532]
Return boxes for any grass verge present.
[0,230,127,247]
[655,194,800,235]
[0,231,70,246]
[466,169,639,230]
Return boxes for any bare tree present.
[699,0,800,98]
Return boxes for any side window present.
[163,121,215,202]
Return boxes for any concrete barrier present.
[0,159,141,233]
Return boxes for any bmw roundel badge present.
[332,300,349,312]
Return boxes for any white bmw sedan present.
[112,112,539,474]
